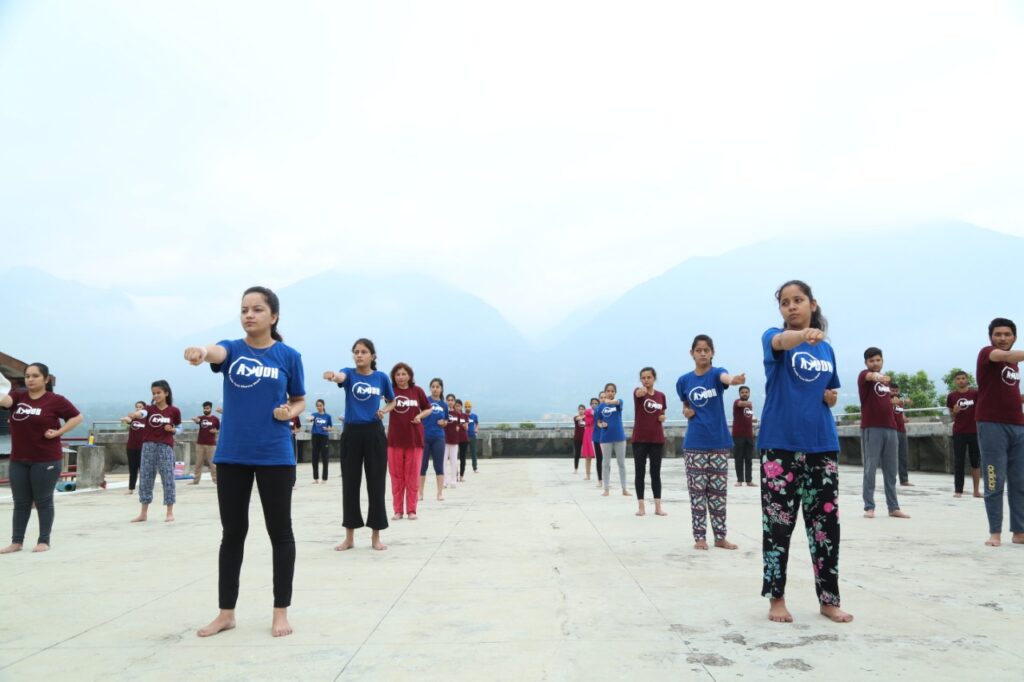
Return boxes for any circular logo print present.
[790,351,827,383]
[743,407,754,418]
[11,403,36,422]
[1002,366,1020,386]
[957,398,972,410]
[352,382,374,401]
[688,386,712,408]
[643,398,661,413]
[229,356,264,389]
[394,396,416,413]
[873,382,891,397]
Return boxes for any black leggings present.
[9,459,62,545]
[573,441,581,470]
[126,448,142,491]
[215,463,295,609]
[311,434,330,480]
[458,442,468,477]
[633,442,663,500]
[952,433,981,493]
[341,423,389,530]
[733,437,755,483]
[595,441,603,481]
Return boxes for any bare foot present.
[271,608,293,637]
[746,482,757,487]
[636,504,646,517]
[622,489,632,496]
[392,514,403,520]
[371,533,387,551]
[985,534,1001,547]
[953,492,963,498]
[0,543,23,554]
[1012,533,1024,544]
[437,493,444,501]
[900,481,914,486]
[418,494,423,501]
[408,513,418,520]
[124,489,134,495]
[131,514,147,523]
[734,481,743,487]
[863,510,875,519]
[32,543,50,553]
[197,611,236,638]
[334,540,355,551]
[973,492,983,498]
[694,539,708,550]
[889,510,910,519]
[585,475,591,480]
[190,481,199,485]
[820,605,853,623]
[165,514,175,522]
[714,538,738,550]
[601,490,609,497]
[655,507,668,517]
[768,598,793,623]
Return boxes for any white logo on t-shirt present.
[394,396,418,413]
[743,407,754,418]
[956,398,975,410]
[791,352,833,383]
[1002,367,1020,386]
[11,403,41,421]
[874,382,892,397]
[353,382,381,401]
[149,414,172,427]
[688,386,717,407]
[200,419,214,429]
[643,398,663,413]
[229,356,279,389]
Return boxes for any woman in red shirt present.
[124,380,181,523]
[387,363,432,520]
[0,363,83,553]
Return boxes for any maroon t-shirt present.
[458,411,470,443]
[893,402,906,433]
[732,400,754,438]
[141,404,181,447]
[6,389,79,463]
[387,385,431,448]
[946,389,978,435]
[858,370,897,430]
[196,414,220,446]
[976,346,1024,425]
[126,417,147,449]
[573,415,585,444]
[444,409,462,444]
[632,390,666,444]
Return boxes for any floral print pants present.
[684,449,730,541]
[761,449,841,606]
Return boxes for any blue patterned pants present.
[139,442,176,505]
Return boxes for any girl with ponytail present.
[184,285,306,639]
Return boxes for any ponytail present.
[243,286,283,342]
[352,338,378,371]
[775,279,829,335]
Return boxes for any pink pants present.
[388,446,421,515]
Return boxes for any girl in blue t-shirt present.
[759,280,851,625]
[323,338,396,552]
[307,400,334,483]
[675,334,745,551]
[419,378,449,503]
[597,383,631,497]
[591,394,604,488]
[184,285,306,640]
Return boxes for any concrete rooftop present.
[1,458,1022,681]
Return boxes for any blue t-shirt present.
[468,412,479,438]
[337,368,395,424]
[757,327,840,453]
[211,339,306,466]
[423,398,449,441]
[597,399,626,443]
[311,412,333,435]
[676,367,732,450]
[592,406,604,442]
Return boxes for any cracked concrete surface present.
[1,459,1022,680]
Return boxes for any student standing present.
[598,383,631,497]
[442,394,461,489]
[324,338,396,551]
[124,400,147,495]
[676,336,744,549]
[465,401,480,473]
[591,395,604,487]
[975,317,1024,547]
[192,401,220,485]
[420,378,448,502]
[632,367,667,517]
[0,364,82,554]
[308,400,333,484]
[946,371,981,498]
[732,386,756,487]
[455,399,470,482]
[387,363,432,520]
[186,285,305,638]
[891,383,913,486]
[127,380,181,523]
[858,348,908,518]
[572,405,586,473]
[580,401,596,480]
[759,280,852,624]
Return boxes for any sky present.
[2,1,1023,339]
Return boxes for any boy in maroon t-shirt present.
[891,384,913,487]
[731,386,756,487]
[947,370,981,498]
[191,401,219,485]
[976,317,1024,547]
[858,347,908,519]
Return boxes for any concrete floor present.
[0,458,1021,681]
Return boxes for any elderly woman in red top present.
[1,363,83,554]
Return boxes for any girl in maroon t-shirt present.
[122,400,147,495]
[0,363,83,554]
[632,367,668,518]
[125,380,181,523]
[387,363,433,520]
[443,394,461,489]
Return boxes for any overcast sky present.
[2,1,1022,338]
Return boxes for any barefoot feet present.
[408,513,418,520]
[130,514,147,523]
[714,538,738,550]
[32,542,50,553]
[820,605,854,623]
[601,489,609,497]
[1013,533,1024,544]
[694,539,708,550]
[334,540,355,551]
[197,610,236,638]
[371,531,387,551]
[636,502,646,517]
[863,510,875,519]
[392,513,404,521]
[0,543,23,554]
[985,533,1001,547]
[271,608,293,637]
[888,510,910,519]
[622,489,632,497]
[768,598,792,623]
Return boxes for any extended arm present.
[184,344,228,366]
[990,349,1024,363]
[719,372,746,386]
[771,328,825,350]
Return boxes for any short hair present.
[863,347,883,360]
[989,317,1017,338]
[739,385,750,392]
[202,401,213,408]
[954,370,968,379]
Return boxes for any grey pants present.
[861,428,900,512]
[602,440,628,491]
[978,421,1024,534]
[9,459,62,545]
[139,442,176,506]
[897,431,909,483]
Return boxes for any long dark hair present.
[26,362,55,392]
[151,379,173,406]
[353,338,377,370]
[639,366,657,379]
[690,335,714,352]
[430,377,444,394]
[775,279,828,335]
[243,286,283,342]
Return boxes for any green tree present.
[888,370,941,416]
[841,405,860,423]
[941,367,976,393]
